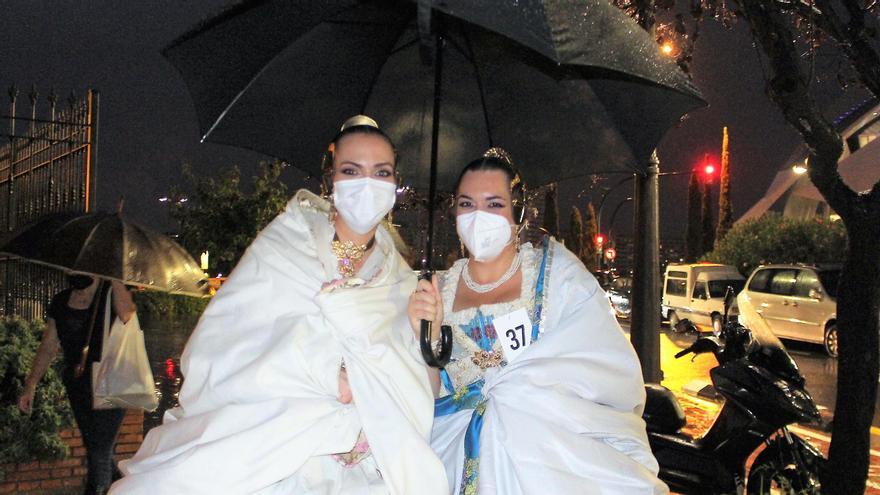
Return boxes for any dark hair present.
[454,152,526,224]
[320,126,399,195]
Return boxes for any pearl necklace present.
[462,252,522,294]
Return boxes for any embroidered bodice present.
[438,243,541,397]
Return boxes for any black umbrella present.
[164,0,702,189]
[163,0,705,365]
[0,212,210,297]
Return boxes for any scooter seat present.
[643,383,686,434]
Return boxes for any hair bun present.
[483,147,513,166]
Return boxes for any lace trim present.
[440,243,541,358]
[440,243,540,321]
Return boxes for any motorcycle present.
[642,288,826,494]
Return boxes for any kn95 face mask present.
[333,178,397,235]
[456,210,513,262]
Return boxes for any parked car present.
[606,276,632,319]
[662,263,746,335]
[738,263,840,357]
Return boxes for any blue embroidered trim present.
[531,236,551,342]
[434,380,486,495]
[440,368,455,396]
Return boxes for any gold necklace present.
[331,234,375,278]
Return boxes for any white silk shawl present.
[432,241,668,494]
[112,190,447,495]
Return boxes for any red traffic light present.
[704,163,715,176]
[595,234,605,247]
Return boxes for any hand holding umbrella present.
[410,272,452,368]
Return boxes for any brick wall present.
[1,410,144,495]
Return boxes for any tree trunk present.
[828,209,880,492]
[585,202,599,271]
[735,1,880,491]
[700,179,715,256]
[716,126,733,242]
[568,206,585,263]
[685,173,702,262]
[542,183,559,239]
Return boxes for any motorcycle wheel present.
[747,437,823,494]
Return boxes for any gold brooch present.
[471,350,503,369]
[331,235,375,278]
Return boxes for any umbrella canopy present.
[163,0,705,191]
[0,212,210,297]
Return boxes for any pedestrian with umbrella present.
[17,275,136,495]
[6,208,209,495]
[409,149,665,494]
[110,116,447,495]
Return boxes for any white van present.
[662,263,746,334]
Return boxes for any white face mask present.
[333,178,397,235]
[456,210,513,262]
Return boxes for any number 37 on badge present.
[494,308,533,364]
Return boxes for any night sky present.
[1,1,864,239]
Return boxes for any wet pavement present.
[623,321,880,493]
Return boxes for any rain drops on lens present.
[456,210,514,262]
[332,178,397,234]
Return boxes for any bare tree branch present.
[814,0,880,95]
[737,0,856,218]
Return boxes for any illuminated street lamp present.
[660,40,675,56]
[792,161,808,175]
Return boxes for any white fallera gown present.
[431,240,668,495]
[110,190,447,495]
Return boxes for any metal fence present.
[0,86,98,319]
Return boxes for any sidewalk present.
[673,389,880,493]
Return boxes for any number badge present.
[494,308,533,364]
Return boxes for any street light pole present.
[631,152,662,384]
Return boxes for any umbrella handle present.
[418,271,452,368]
[420,319,452,368]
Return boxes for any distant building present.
[738,98,879,223]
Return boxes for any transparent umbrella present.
[0,212,209,297]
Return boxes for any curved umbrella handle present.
[418,271,452,367]
[420,319,452,368]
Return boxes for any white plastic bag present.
[92,292,158,411]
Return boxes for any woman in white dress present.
[111,116,447,495]
[409,149,667,494]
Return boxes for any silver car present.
[738,264,840,356]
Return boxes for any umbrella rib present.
[461,28,493,148]
[72,216,105,270]
[444,36,474,64]
[390,37,419,55]
[200,2,372,142]
[359,18,413,115]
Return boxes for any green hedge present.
[703,213,847,276]
[132,291,210,326]
[0,318,73,473]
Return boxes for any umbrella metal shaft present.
[424,32,443,269]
